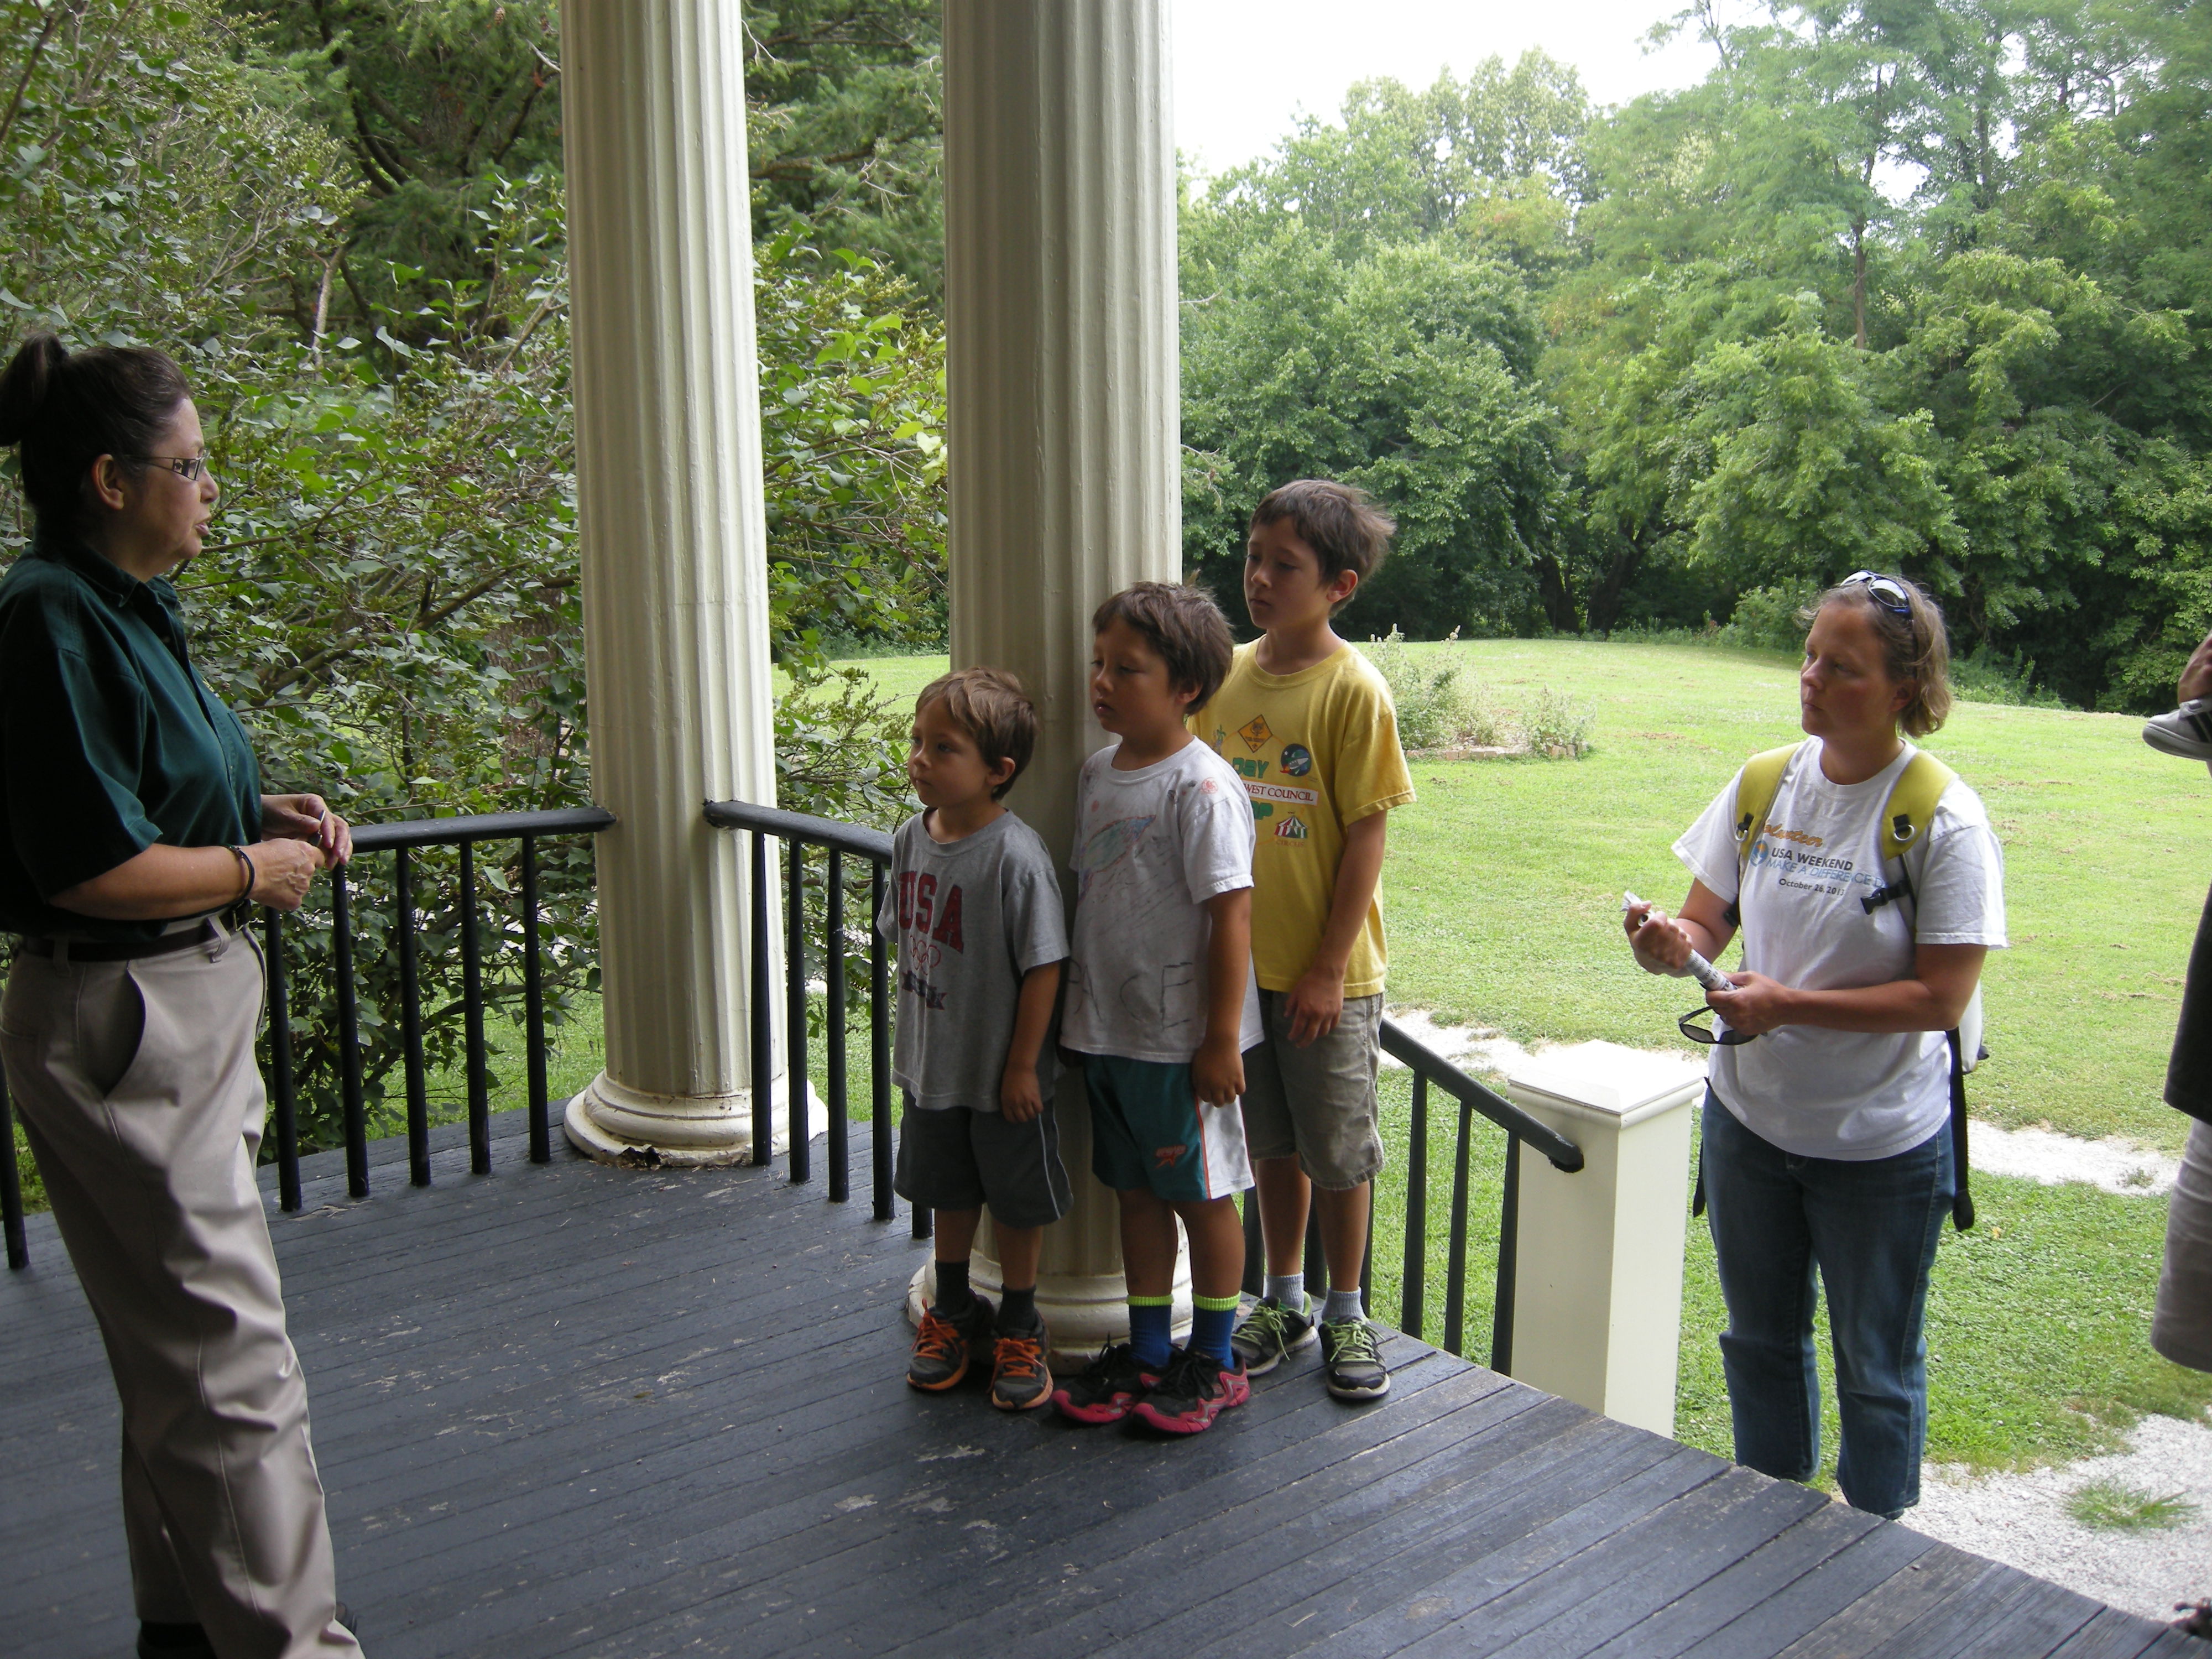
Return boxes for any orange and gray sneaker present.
[907,1297,997,1391]
[989,1324,1053,1411]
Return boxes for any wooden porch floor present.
[0,1111,2194,1658]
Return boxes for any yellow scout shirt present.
[1193,642,1415,997]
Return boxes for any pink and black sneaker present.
[1051,1342,1159,1424]
[1131,1347,1249,1435]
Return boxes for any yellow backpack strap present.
[1877,751,1957,864]
[1731,744,1803,878]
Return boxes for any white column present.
[909,0,1186,1356]
[557,0,795,1168]
[1504,1042,1705,1435]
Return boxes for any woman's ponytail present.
[0,331,66,448]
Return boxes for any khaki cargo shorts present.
[1238,989,1385,1190]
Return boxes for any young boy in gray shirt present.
[880,667,1070,1410]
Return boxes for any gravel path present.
[1914,1414,2212,1624]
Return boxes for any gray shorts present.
[2155,1117,2212,1372]
[1239,990,1385,1190]
[894,1095,1072,1229]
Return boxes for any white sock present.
[1264,1272,1306,1311]
[1323,1287,1365,1324]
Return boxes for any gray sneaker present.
[1319,1317,1390,1401]
[2145,698,2212,761]
[1230,1296,1317,1376]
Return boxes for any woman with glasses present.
[0,333,361,1657]
[1623,573,2006,1520]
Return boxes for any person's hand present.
[1705,971,1794,1036]
[1625,900,1694,974]
[1193,1034,1245,1107]
[244,837,327,912]
[1000,1062,1045,1123]
[2182,630,2212,705]
[1284,962,1345,1047]
[263,794,352,866]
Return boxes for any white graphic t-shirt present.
[1673,739,2008,1161]
[1064,738,1265,1064]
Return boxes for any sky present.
[1170,0,1728,179]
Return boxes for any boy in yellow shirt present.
[1194,479,1415,1402]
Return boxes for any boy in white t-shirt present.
[1050,582,1264,1437]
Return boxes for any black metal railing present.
[0,805,613,1269]
[1237,1019,1582,1375]
[702,798,903,1226]
[5,790,1582,1379]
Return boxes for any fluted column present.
[558,0,796,1167]
[910,0,1187,1355]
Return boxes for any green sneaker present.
[1318,1316,1390,1401]
[1230,1295,1317,1376]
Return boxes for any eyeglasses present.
[139,456,213,482]
[1677,1008,1756,1046]
[1842,570,1913,615]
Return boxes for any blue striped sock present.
[1191,1295,1240,1366]
[1128,1298,1174,1369]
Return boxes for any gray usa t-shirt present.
[875,808,1068,1110]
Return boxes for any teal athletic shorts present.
[1080,1052,1253,1202]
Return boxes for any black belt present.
[21,904,253,963]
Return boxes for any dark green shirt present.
[0,534,262,942]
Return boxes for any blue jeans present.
[1700,1092,1954,1519]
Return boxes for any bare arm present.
[999,961,1062,1123]
[1194,887,1252,1107]
[1285,807,1390,1046]
[53,838,327,920]
[1708,943,1987,1037]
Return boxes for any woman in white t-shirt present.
[1624,573,2007,1520]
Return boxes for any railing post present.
[825,848,848,1202]
[460,841,491,1176]
[1504,1042,1703,1435]
[1400,1072,1428,1340]
[331,865,369,1199]
[750,831,774,1168]
[263,909,302,1213]
[869,862,893,1222]
[396,848,430,1187]
[521,836,549,1165]
[785,838,809,1183]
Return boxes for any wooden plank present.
[1693,1517,1943,1659]
[415,1345,1500,1656]
[1585,1499,1885,1659]
[1938,1573,2106,1659]
[1773,1545,2013,1659]
[1409,1464,1831,1657]
[2048,1608,2192,1659]
[1294,1441,1731,1659]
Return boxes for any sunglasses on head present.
[1842,570,1913,616]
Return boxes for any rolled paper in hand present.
[1623,891,1735,995]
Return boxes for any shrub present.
[1718,581,1824,654]
[1521,687,1597,758]
[1365,628,1498,749]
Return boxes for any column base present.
[564,1068,822,1169]
[906,1241,1192,1369]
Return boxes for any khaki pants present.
[1,924,360,1658]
